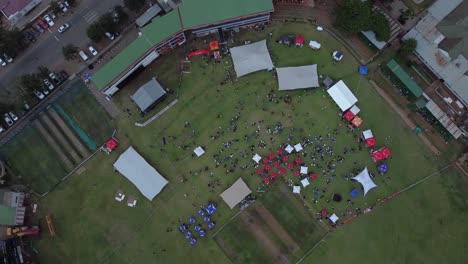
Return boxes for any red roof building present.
[0,0,42,23]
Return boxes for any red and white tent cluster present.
[343,105,363,128]
[371,147,392,162]
[362,129,376,148]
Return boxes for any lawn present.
[33,22,467,263]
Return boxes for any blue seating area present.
[180,202,218,246]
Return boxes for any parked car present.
[44,15,54,27]
[0,126,4,133]
[0,58,6,67]
[49,12,57,20]
[37,19,49,30]
[3,54,13,63]
[8,112,18,122]
[42,89,49,96]
[49,72,60,84]
[24,102,30,111]
[64,1,70,7]
[59,2,68,13]
[43,79,54,90]
[33,90,45,100]
[34,23,45,33]
[105,32,115,40]
[79,50,89,61]
[3,114,13,127]
[57,23,70,33]
[88,45,98,56]
[24,31,36,42]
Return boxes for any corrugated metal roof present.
[136,4,162,28]
[425,100,463,138]
[386,60,424,98]
[131,78,167,112]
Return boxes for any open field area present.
[32,22,467,263]
[0,81,113,194]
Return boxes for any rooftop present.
[436,0,468,58]
[0,0,35,17]
[386,60,424,98]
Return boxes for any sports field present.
[32,22,467,263]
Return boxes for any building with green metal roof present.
[385,60,424,99]
[92,0,273,94]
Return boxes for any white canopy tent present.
[277,65,319,91]
[229,40,274,77]
[301,178,310,188]
[252,153,262,163]
[327,80,358,111]
[352,167,377,196]
[285,144,294,153]
[193,146,205,157]
[308,40,321,50]
[330,213,339,223]
[349,105,360,115]
[220,178,252,209]
[300,166,308,174]
[362,129,373,139]
[294,143,303,152]
[293,186,301,194]
[113,147,168,201]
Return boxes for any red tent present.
[270,172,277,179]
[351,116,363,128]
[277,148,284,155]
[265,164,271,171]
[288,163,294,170]
[295,157,302,164]
[268,153,275,159]
[321,209,328,216]
[279,168,286,175]
[365,138,376,148]
[294,171,300,177]
[282,156,289,162]
[343,110,356,122]
[257,169,264,176]
[381,147,392,158]
[188,50,210,58]
[263,177,270,184]
[209,41,219,51]
[295,35,305,46]
[262,157,269,164]
[106,138,118,151]
[310,173,317,180]
[273,161,280,167]
[372,150,385,162]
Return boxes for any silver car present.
[8,112,18,122]
[4,114,13,126]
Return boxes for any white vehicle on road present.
[44,79,54,90]
[59,2,68,13]
[44,15,54,27]
[8,112,18,122]
[33,90,45,100]
[58,23,70,33]
[88,45,98,56]
[79,50,89,61]
[0,58,6,66]
[3,114,13,127]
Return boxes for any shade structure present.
[277,65,319,91]
[268,153,275,159]
[220,178,252,209]
[209,41,219,51]
[351,116,363,127]
[349,105,360,115]
[310,173,317,180]
[343,110,356,122]
[279,168,286,175]
[262,157,269,164]
[106,138,118,151]
[308,40,321,49]
[252,153,262,163]
[352,167,377,196]
[362,129,373,139]
[330,213,339,223]
[372,147,392,162]
[295,35,305,46]
[193,146,205,157]
[131,78,167,112]
[208,222,216,230]
[270,172,277,178]
[294,143,304,152]
[294,171,300,177]
[285,144,294,153]
[295,157,302,164]
[359,65,368,75]
[282,156,289,162]
[293,186,301,194]
[229,40,274,77]
[300,166,308,174]
[273,161,280,167]
[377,163,389,174]
[365,138,376,148]
[263,177,270,184]
[288,163,294,170]
[113,147,169,201]
[301,178,310,188]
[323,76,334,88]
[277,148,284,155]
[265,164,271,171]
[350,188,359,198]
[327,80,358,111]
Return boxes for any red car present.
[37,19,48,30]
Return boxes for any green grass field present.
[32,22,467,263]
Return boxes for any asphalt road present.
[0,0,118,96]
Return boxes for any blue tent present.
[350,188,359,198]
[198,209,205,216]
[208,222,216,230]
[359,65,368,75]
[194,225,201,232]
[377,163,389,174]
[203,216,211,223]
[185,231,192,239]
[189,216,196,224]
[206,203,217,215]
[190,238,197,246]
[179,224,187,233]
[199,229,206,237]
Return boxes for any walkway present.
[369,80,440,155]
[135,99,178,127]
[86,82,121,119]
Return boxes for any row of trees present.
[124,0,147,12]
[335,0,391,42]
[86,6,128,42]
[0,28,27,56]
[16,66,51,95]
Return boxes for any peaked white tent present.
[327,80,358,111]
[294,143,303,152]
[277,65,319,91]
[285,144,294,153]
[330,213,339,223]
[252,153,262,163]
[352,167,377,196]
[362,129,373,139]
[293,186,301,194]
[220,178,252,209]
[300,166,308,174]
[113,146,168,201]
[230,40,274,77]
[193,146,205,157]
[308,40,321,50]
[301,178,310,188]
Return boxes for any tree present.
[18,74,41,94]
[37,66,50,80]
[400,38,417,56]
[50,1,61,14]
[124,0,146,12]
[114,5,129,24]
[335,0,373,33]
[0,27,25,55]
[62,44,79,61]
[87,23,105,42]
[99,12,117,33]
[369,13,391,41]
[66,0,76,6]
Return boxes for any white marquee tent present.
[294,143,303,152]
[285,144,294,153]
[193,146,205,157]
[229,40,274,77]
[252,153,262,163]
[293,186,301,194]
[327,80,358,111]
[277,65,319,91]
[220,178,252,209]
[113,146,169,201]
[352,167,377,196]
[330,213,339,223]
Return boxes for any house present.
[0,190,26,226]
[0,0,42,25]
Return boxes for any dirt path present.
[40,114,82,164]
[240,209,291,264]
[370,80,440,155]
[47,107,90,157]
[34,120,74,170]
[254,202,300,255]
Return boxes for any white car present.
[44,79,54,90]
[59,2,68,13]
[3,54,13,63]
[64,1,70,7]
[58,23,70,33]
[0,58,6,66]
[42,89,49,96]
[33,90,45,100]
[105,32,115,40]
[50,12,57,20]
[4,114,13,127]
[0,126,4,133]
[44,15,54,27]
[88,45,98,56]
[8,112,18,122]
